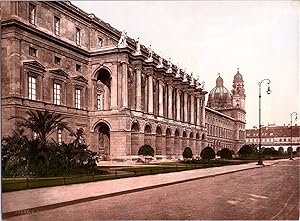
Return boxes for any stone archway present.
[96,122,110,160]
[174,129,180,158]
[196,133,200,155]
[131,122,140,155]
[182,131,187,154]
[155,126,162,155]
[166,128,172,157]
[144,124,152,146]
[189,132,194,153]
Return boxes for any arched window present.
[97,91,104,110]
[57,129,62,144]
[96,68,111,110]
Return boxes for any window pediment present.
[23,60,46,75]
[72,75,88,84]
[49,68,69,79]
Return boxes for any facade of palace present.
[1,1,246,160]
[246,124,300,151]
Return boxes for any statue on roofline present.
[135,37,141,55]
[118,30,127,48]
[146,45,153,62]
[157,56,163,68]
[167,58,172,73]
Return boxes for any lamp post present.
[258,79,271,165]
[289,112,298,160]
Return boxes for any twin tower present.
[207,68,246,122]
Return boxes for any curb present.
[2,164,270,219]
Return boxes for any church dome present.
[207,74,232,109]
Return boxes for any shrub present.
[220,148,233,159]
[1,116,98,177]
[230,149,235,155]
[138,144,154,157]
[262,147,273,156]
[183,147,193,159]
[278,147,284,155]
[238,145,256,158]
[287,147,293,155]
[262,147,279,157]
[200,146,215,160]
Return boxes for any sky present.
[73,1,299,129]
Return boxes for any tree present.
[200,146,215,160]
[262,147,273,156]
[183,147,193,159]
[10,109,71,146]
[70,128,85,148]
[1,128,29,176]
[8,110,72,175]
[220,148,233,159]
[138,144,154,157]
[278,147,284,155]
[238,145,256,158]
[262,147,279,157]
[2,110,98,177]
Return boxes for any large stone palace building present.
[1,1,246,160]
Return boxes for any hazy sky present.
[73,1,299,129]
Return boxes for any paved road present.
[7,159,299,220]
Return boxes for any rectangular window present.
[57,129,62,144]
[54,83,61,105]
[97,92,103,110]
[76,27,81,45]
[29,3,36,24]
[28,76,37,100]
[75,88,81,109]
[54,16,60,36]
[98,37,103,47]
[76,64,81,72]
[29,47,37,57]
[54,56,61,65]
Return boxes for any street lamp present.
[258,79,271,165]
[289,112,298,160]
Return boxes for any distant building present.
[206,71,246,153]
[246,124,300,151]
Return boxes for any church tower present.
[232,68,245,110]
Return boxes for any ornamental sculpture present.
[118,30,127,48]
[167,58,172,73]
[146,45,153,62]
[134,37,141,55]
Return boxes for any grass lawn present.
[1,159,259,192]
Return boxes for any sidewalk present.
[2,159,285,218]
